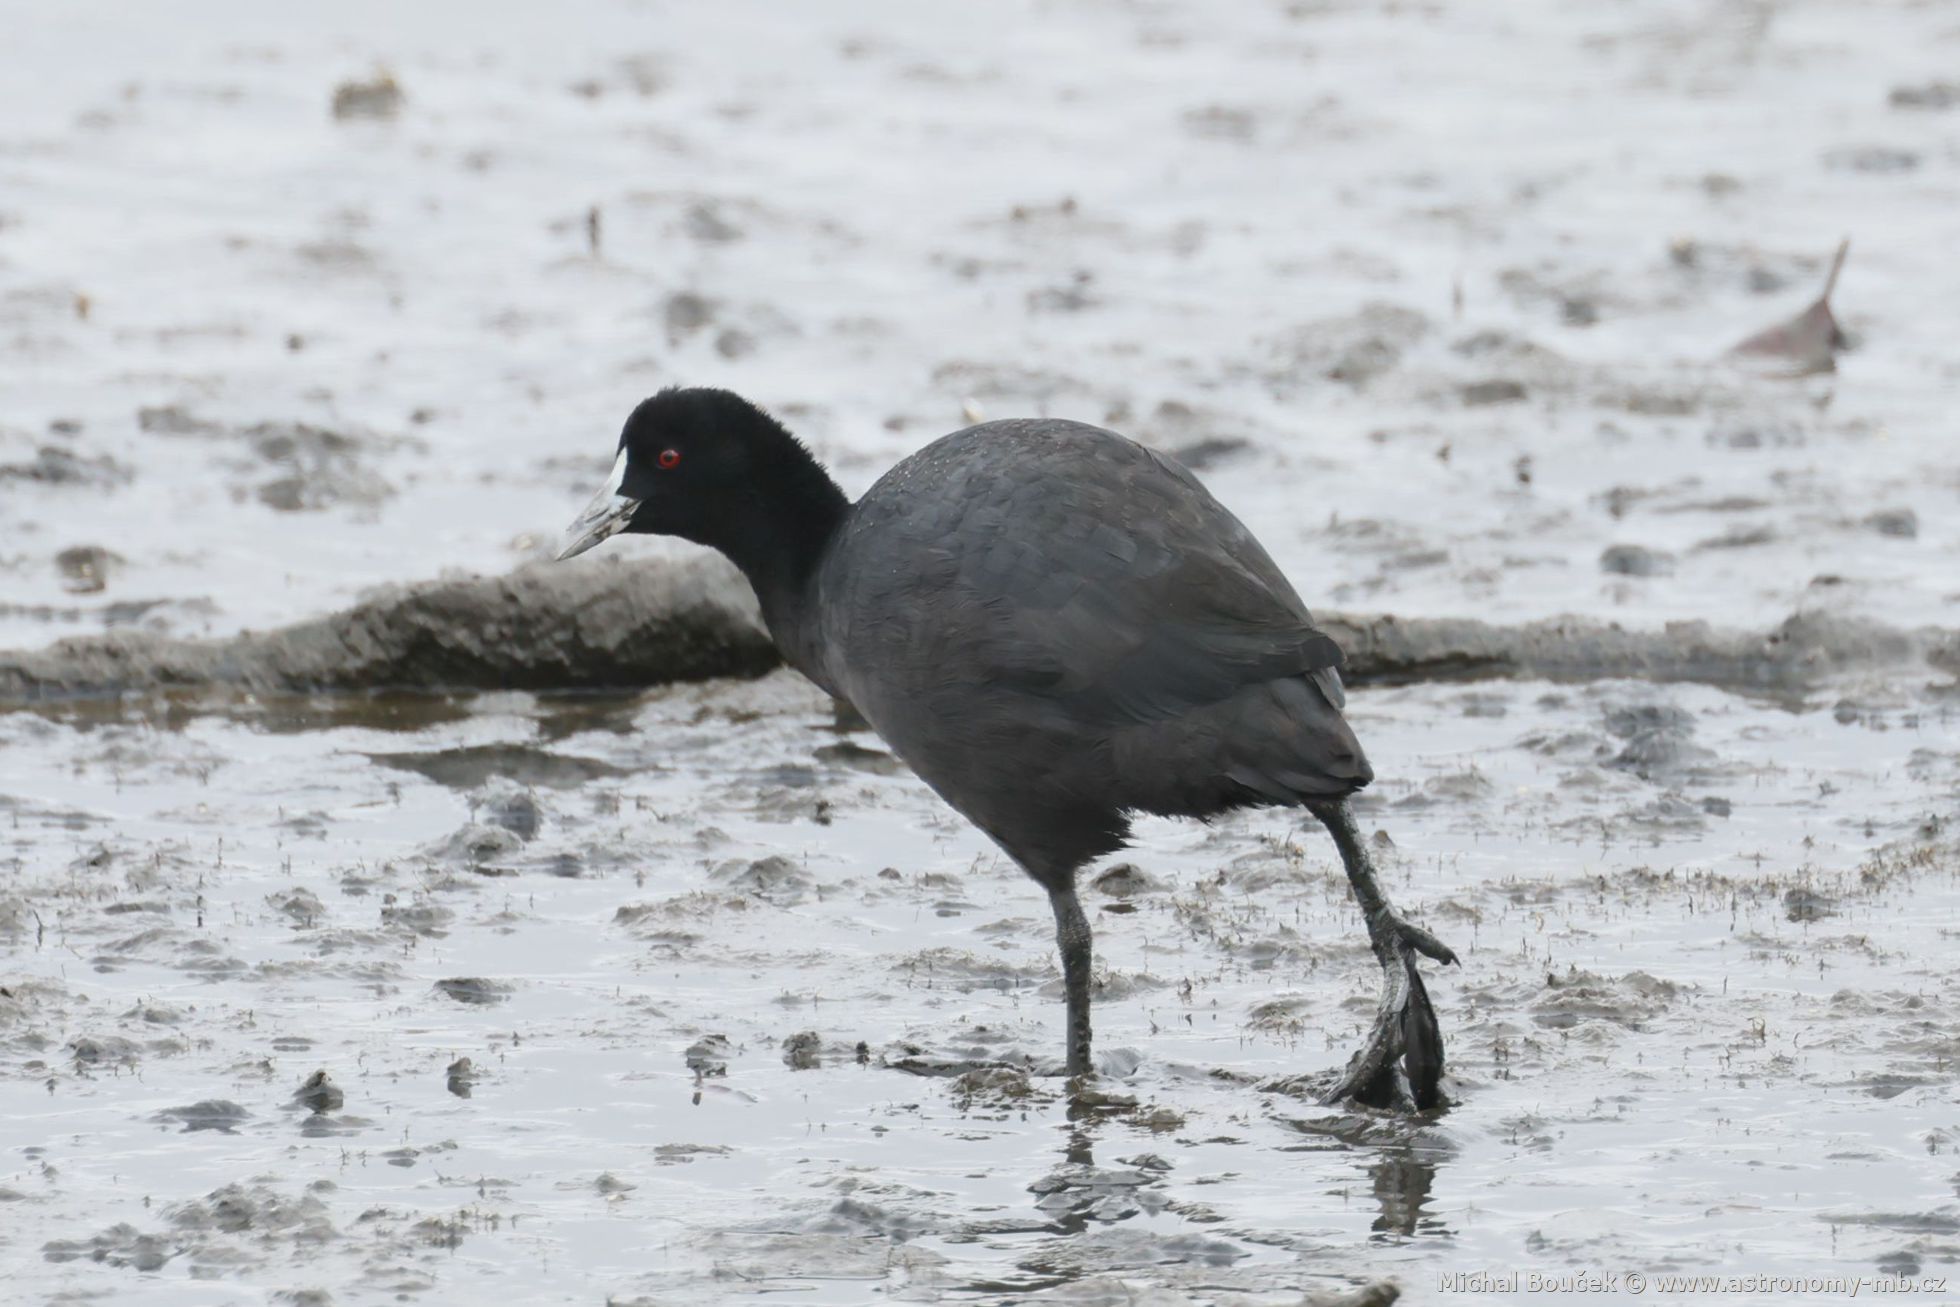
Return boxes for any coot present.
[559,388,1456,1109]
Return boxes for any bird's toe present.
[1393,917,1458,967]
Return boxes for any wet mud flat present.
[4,0,1960,1301]
[2,657,1957,1304]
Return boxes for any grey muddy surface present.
[5,0,1960,1303]
[4,665,1957,1305]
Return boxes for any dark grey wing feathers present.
[831,417,1348,731]
[971,443,1345,726]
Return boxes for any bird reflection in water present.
[1369,1142,1447,1238]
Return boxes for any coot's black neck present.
[698,448,850,686]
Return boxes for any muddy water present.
[2,669,1956,1304]
[5,0,1960,1302]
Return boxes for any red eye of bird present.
[657,448,681,469]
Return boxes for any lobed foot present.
[1323,910,1458,1112]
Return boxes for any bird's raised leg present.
[1047,881,1095,1077]
[1308,798,1457,1110]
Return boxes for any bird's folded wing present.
[978,546,1346,726]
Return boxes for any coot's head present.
[557,387,839,561]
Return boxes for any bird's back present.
[817,419,1369,878]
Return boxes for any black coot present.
[559,387,1457,1109]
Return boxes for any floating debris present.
[1727,237,1851,376]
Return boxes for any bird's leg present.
[1308,798,1457,1110]
[1047,881,1095,1077]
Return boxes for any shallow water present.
[3,670,1957,1303]
[4,0,1960,1303]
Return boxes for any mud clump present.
[1601,701,1715,783]
[0,445,133,489]
[685,1034,732,1077]
[683,201,743,244]
[331,71,403,121]
[153,1099,251,1133]
[0,555,774,702]
[653,1142,730,1165]
[711,854,814,906]
[1599,544,1674,577]
[42,1223,173,1271]
[167,1182,339,1264]
[424,821,523,868]
[435,977,512,1006]
[951,1066,1039,1106]
[70,1035,142,1068]
[268,888,325,926]
[1891,81,1960,111]
[249,424,396,513]
[1783,887,1837,922]
[1138,399,1255,471]
[1165,434,1251,470]
[370,744,627,791]
[1822,146,1918,174]
[292,1070,344,1114]
[895,946,1049,992]
[663,290,718,344]
[135,405,218,436]
[382,901,454,937]
[1862,508,1918,540]
[479,781,543,839]
[1395,767,1497,808]
[781,1030,822,1069]
[136,409,412,513]
[1460,378,1528,406]
[1090,863,1163,899]
[1029,1162,1171,1225]
[813,740,902,775]
[54,545,122,595]
[1271,302,1430,388]
[1532,967,1685,1032]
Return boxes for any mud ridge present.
[0,559,1952,704]
[0,557,775,703]
[1317,609,1959,696]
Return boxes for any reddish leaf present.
[1727,238,1850,376]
